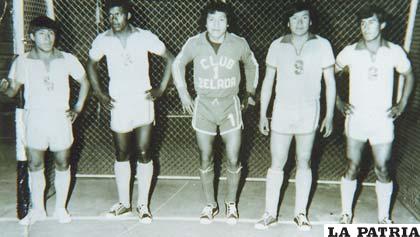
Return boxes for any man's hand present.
[259,116,270,136]
[179,89,194,115]
[66,105,84,123]
[66,109,79,123]
[388,102,407,119]
[320,116,333,138]
[336,99,354,116]
[0,78,9,93]
[146,87,164,101]
[95,92,115,110]
[241,92,256,111]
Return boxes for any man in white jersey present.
[255,1,336,231]
[172,0,258,225]
[87,0,173,223]
[0,16,90,225]
[335,5,414,224]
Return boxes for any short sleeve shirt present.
[336,40,411,113]
[89,26,166,99]
[266,34,335,107]
[173,32,258,98]
[10,50,85,110]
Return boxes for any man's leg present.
[19,148,47,225]
[108,131,132,216]
[221,129,242,225]
[134,124,153,223]
[255,132,292,230]
[196,131,219,224]
[340,137,365,223]
[371,142,393,223]
[53,149,72,223]
[294,132,316,216]
[196,131,217,206]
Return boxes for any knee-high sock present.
[54,168,71,210]
[29,169,46,211]
[375,180,393,220]
[341,177,357,216]
[136,161,153,206]
[114,161,131,207]
[199,167,216,206]
[225,166,242,203]
[295,168,312,216]
[265,168,284,217]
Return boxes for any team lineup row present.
[0,0,415,231]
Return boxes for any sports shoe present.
[19,209,47,225]
[339,213,352,224]
[200,204,219,224]
[225,202,239,225]
[53,208,72,223]
[254,212,277,230]
[378,217,394,224]
[105,203,132,217]
[137,204,152,224]
[294,213,311,231]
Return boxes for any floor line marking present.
[0,216,334,225]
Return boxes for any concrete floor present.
[0,139,418,237]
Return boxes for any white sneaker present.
[19,209,47,226]
[254,212,277,230]
[294,213,312,231]
[105,203,132,217]
[53,208,72,223]
[225,202,238,225]
[199,204,219,224]
[339,213,353,224]
[137,204,152,224]
[379,217,394,224]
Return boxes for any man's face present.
[108,6,129,32]
[361,14,384,42]
[206,11,228,40]
[30,28,55,52]
[288,10,311,36]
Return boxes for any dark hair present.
[284,1,318,33]
[198,0,237,33]
[29,15,60,35]
[105,0,132,14]
[357,4,387,24]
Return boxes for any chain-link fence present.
[49,0,411,181]
[393,3,420,219]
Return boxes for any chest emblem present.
[294,59,304,75]
[368,66,378,81]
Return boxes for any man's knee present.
[137,150,151,164]
[28,158,44,171]
[374,165,391,182]
[344,159,361,180]
[295,152,311,170]
[55,159,70,171]
[115,148,130,162]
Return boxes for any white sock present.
[114,161,131,207]
[29,169,46,211]
[341,177,357,216]
[265,168,284,217]
[54,168,71,210]
[295,168,312,216]
[375,180,393,220]
[136,161,153,206]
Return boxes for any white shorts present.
[24,109,73,151]
[345,112,394,145]
[111,95,154,133]
[271,101,320,134]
